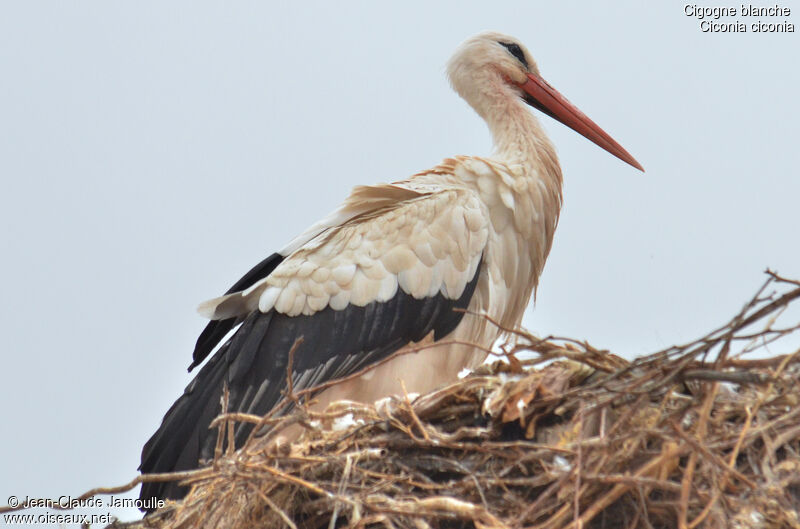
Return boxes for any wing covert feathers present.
[200,187,489,320]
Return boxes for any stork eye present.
[499,42,528,69]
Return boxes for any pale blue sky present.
[2,1,798,524]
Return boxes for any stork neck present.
[483,93,558,174]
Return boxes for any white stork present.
[139,31,642,505]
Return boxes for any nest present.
[113,271,800,529]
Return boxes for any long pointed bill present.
[520,73,644,172]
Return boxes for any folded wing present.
[139,185,489,504]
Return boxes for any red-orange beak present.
[520,73,644,172]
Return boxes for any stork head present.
[447,32,643,172]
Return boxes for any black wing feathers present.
[190,252,284,370]
[140,259,482,506]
